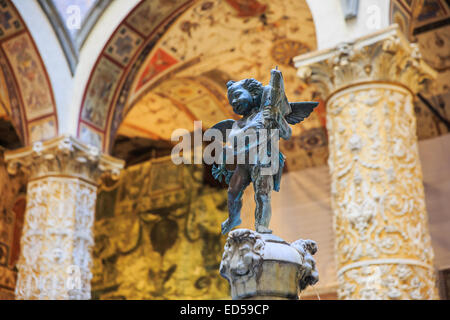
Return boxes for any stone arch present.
[0,0,58,147]
[77,0,319,155]
[76,0,195,151]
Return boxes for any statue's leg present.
[222,165,251,234]
[253,168,274,234]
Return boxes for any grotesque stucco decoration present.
[219,229,264,284]
[92,157,230,300]
[295,24,439,299]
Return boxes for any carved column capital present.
[4,136,124,299]
[294,24,437,99]
[4,135,124,185]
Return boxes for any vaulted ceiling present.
[0,0,448,172]
[113,0,450,171]
[0,0,57,148]
[114,0,325,171]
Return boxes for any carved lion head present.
[291,239,319,291]
[219,229,265,283]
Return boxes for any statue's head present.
[226,79,263,116]
[220,229,264,283]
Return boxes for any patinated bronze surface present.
[211,68,318,234]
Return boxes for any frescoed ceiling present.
[111,0,325,172]
[77,0,194,151]
[76,0,324,172]
[77,0,450,172]
[413,0,450,139]
[119,76,234,140]
[0,0,57,148]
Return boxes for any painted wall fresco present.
[0,0,27,143]
[92,156,229,300]
[78,0,192,150]
[0,0,57,145]
[77,0,322,167]
[152,77,230,128]
[416,25,450,71]
[0,0,24,39]
[2,33,54,121]
[105,25,144,67]
[391,0,413,35]
[388,0,450,140]
[79,122,103,149]
[126,0,184,37]
[131,0,316,99]
[0,49,24,143]
[412,0,450,139]
[81,57,123,130]
[117,91,195,141]
[135,48,178,92]
[0,152,26,300]
[0,52,10,118]
[79,0,449,171]
[117,0,323,171]
[416,0,447,25]
[28,115,58,143]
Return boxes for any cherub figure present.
[211,68,318,234]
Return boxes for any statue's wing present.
[210,119,235,143]
[285,102,319,125]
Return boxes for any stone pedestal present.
[220,229,318,300]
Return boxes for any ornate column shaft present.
[295,25,439,299]
[4,136,123,300]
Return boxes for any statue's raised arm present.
[208,68,318,234]
[262,67,319,128]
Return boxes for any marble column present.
[4,136,123,300]
[294,25,439,299]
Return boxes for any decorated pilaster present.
[294,24,439,299]
[4,136,124,300]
